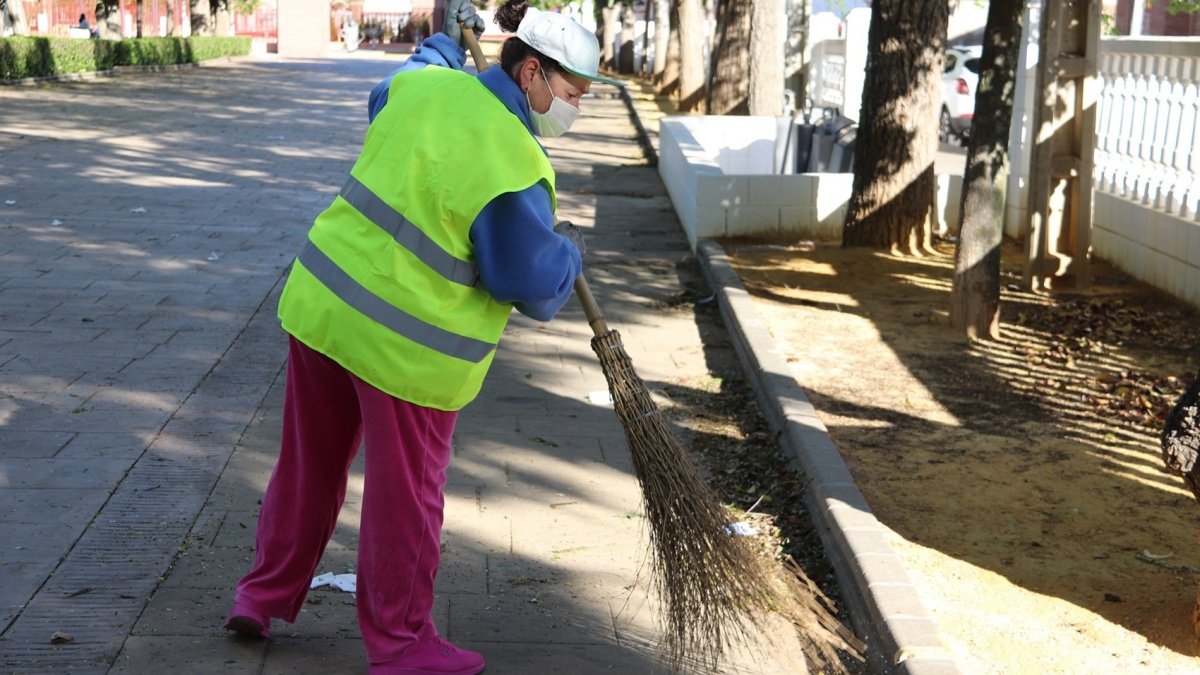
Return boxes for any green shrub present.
[186,36,251,62]
[115,37,188,66]
[0,35,251,81]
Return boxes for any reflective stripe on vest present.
[297,241,495,363]
[278,67,556,411]
[338,175,480,288]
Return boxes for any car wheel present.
[939,107,952,144]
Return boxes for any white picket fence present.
[1095,38,1200,222]
[1084,37,1200,306]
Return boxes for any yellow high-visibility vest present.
[278,67,556,411]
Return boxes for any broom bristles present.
[591,330,863,672]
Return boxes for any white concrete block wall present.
[1190,221,1200,265]
[698,175,750,208]
[748,175,783,207]
[695,206,727,238]
[1093,191,1200,308]
[659,116,960,245]
[937,174,963,235]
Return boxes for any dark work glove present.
[443,0,484,47]
[554,220,587,257]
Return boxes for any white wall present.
[659,116,961,247]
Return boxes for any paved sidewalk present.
[1,55,807,673]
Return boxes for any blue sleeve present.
[471,185,582,322]
[368,33,466,122]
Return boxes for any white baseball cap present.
[516,9,624,87]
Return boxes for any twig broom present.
[462,28,864,671]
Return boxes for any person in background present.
[222,0,619,673]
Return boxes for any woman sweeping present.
[222,2,619,673]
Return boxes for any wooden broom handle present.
[460,23,489,72]
[460,23,610,337]
[573,276,610,336]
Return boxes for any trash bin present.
[803,110,856,173]
[829,124,856,173]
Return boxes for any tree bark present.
[842,0,948,253]
[707,0,750,115]
[601,4,618,70]
[748,0,784,116]
[641,0,653,75]
[950,0,1025,340]
[652,0,671,81]
[618,4,636,73]
[214,0,230,36]
[1162,366,1200,505]
[677,0,707,112]
[2,0,28,35]
[136,0,144,37]
[659,1,681,97]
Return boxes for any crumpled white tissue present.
[310,572,357,593]
[724,522,759,537]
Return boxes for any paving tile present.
[0,457,135,489]
[111,636,265,674]
[467,642,660,674]
[0,430,76,458]
[53,432,147,460]
[0,488,110,524]
[259,636,364,675]
[447,591,618,646]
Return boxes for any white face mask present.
[527,67,580,138]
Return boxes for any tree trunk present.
[2,0,28,35]
[601,5,618,69]
[707,0,751,115]
[842,0,948,253]
[214,1,230,36]
[136,0,144,37]
[166,0,174,36]
[618,5,636,74]
[748,0,783,116]
[659,1,681,97]
[641,0,653,75]
[653,0,671,81]
[950,0,1024,340]
[189,0,206,35]
[677,0,707,112]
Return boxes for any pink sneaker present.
[223,603,271,639]
[369,637,485,675]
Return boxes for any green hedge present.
[0,36,251,81]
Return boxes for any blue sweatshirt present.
[366,34,581,323]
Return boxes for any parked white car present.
[941,45,982,144]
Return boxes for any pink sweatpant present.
[234,336,457,665]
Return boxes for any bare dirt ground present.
[723,239,1200,674]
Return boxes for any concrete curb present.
[617,85,658,167]
[609,81,962,674]
[696,242,960,675]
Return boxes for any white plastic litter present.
[724,522,759,537]
[268,135,286,140]
[130,207,147,214]
[206,252,220,261]
[51,219,62,226]
[4,200,14,205]
[586,390,613,406]
[311,572,356,593]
